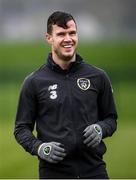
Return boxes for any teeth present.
[63,45,72,48]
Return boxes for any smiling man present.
[46,13,78,68]
[14,11,117,179]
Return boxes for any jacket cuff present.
[31,140,43,155]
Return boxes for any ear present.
[45,32,53,45]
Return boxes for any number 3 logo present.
[50,90,57,99]
[48,84,58,100]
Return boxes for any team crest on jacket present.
[77,78,90,90]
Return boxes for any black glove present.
[38,142,66,163]
[83,124,102,147]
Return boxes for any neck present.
[52,53,76,70]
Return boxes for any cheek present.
[52,37,62,46]
[52,41,61,52]
[75,36,78,43]
[72,36,78,46]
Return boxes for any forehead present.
[52,20,77,33]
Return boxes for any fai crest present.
[77,78,90,90]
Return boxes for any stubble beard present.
[54,48,76,62]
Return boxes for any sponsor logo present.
[48,84,58,99]
[77,78,90,90]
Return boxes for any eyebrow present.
[69,30,77,34]
[56,32,65,36]
[56,30,77,35]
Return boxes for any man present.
[14,11,117,179]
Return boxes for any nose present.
[64,34,72,42]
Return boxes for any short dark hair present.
[47,11,76,34]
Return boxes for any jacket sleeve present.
[14,76,42,155]
[97,71,118,139]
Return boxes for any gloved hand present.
[83,124,102,148]
[38,142,66,163]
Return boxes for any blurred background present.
[0,0,136,178]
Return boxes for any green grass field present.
[0,41,136,178]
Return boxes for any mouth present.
[62,44,73,48]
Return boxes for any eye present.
[69,31,76,35]
[57,32,65,37]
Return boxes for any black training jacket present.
[14,53,117,178]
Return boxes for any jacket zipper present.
[65,74,80,178]
[65,74,77,142]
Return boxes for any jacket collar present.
[46,53,83,74]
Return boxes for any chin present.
[62,54,74,61]
[63,51,75,58]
